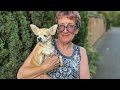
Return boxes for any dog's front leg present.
[38,54,45,64]
[59,56,63,66]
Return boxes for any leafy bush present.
[0,11,31,79]
[84,39,100,78]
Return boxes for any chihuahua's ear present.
[30,24,40,35]
[49,24,58,35]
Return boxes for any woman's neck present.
[56,39,73,50]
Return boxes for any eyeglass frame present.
[57,24,78,33]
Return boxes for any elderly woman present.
[17,11,90,79]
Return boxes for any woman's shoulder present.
[73,44,87,55]
[73,44,86,52]
[79,46,87,57]
[80,47,86,52]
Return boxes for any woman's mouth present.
[62,34,69,36]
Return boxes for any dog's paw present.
[59,56,63,66]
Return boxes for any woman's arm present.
[17,43,46,79]
[79,47,90,79]
[17,43,60,79]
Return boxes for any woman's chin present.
[60,39,71,44]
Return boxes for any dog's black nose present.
[38,38,42,42]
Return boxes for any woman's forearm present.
[17,64,48,79]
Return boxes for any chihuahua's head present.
[30,24,58,44]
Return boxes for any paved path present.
[93,27,120,79]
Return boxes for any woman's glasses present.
[57,24,77,33]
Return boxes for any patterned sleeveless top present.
[48,40,81,79]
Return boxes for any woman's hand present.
[41,52,61,73]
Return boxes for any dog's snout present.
[38,38,42,42]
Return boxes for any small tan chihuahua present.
[30,24,63,68]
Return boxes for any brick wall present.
[88,14,106,46]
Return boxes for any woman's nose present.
[63,27,68,33]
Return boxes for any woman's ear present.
[75,29,79,35]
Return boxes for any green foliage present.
[95,11,120,29]
[31,11,56,28]
[84,41,100,79]
[109,11,120,26]
[88,48,99,78]
[0,11,31,79]
[73,11,88,47]
[0,38,9,65]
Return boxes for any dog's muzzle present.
[38,37,42,42]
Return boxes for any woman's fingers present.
[41,54,61,73]
[48,54,59,62]
[49,52,57,58]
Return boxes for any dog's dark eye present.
[36,35,39,37]
[44,35,47,37]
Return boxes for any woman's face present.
[57,16,79,44]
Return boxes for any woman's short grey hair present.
[56,11,81,28]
